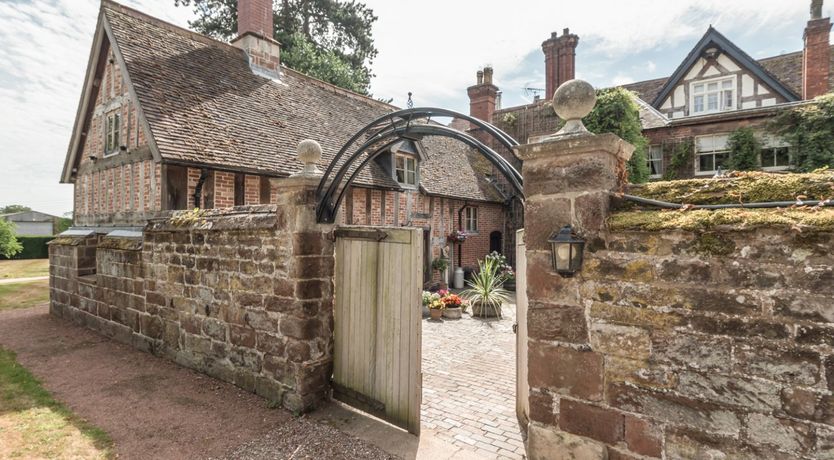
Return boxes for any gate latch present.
[512,323,518,334]
[333,228,389,242]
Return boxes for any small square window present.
[395,154,418,186]
[647,145,663,178]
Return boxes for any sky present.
[0,0,824,216]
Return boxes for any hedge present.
[0,236,53,260]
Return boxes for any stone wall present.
[518,123,834,459]
[527,227,834,459]
[49,201,334,412]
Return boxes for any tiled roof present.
[101,2,501,202]
[419,136,503,202]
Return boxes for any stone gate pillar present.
[516,80,634,459]
[269,139,336,411]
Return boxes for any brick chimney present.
[804,0,832,99]
[467,66,499,123]
[232,0,281,79]
[542,28,579,100]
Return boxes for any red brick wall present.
[214,171,235,208]
[245,174,260,205]
[74,47,159,227]
[335,186,508,281]
[804,18,832,99]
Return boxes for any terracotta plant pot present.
[472,302,502,318]
[443,307,462,319]
[430,308,443,320]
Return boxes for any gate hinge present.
[512,323,518,334]
[333,228,389,242]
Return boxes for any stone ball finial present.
[552,79,596,136]
[294,139,322,176]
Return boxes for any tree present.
[57,212,73,234]
[584,88,651,183]
[771,93,834,172]
[174,0,378,95]
[0,205,31,214]
[0,220,22,259]
[727,127,762,171]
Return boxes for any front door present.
[332,226,423,434]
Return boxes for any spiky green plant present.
[462,257,510,318]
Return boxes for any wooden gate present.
[515,229,529,428]
[332,226,422,434]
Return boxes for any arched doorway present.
[490,230,503,254]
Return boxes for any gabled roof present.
[0,211,60,222]
[648,27,800,107]
[63,1,503,202]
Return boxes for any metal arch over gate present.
[315,107,524,224]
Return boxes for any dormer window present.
[691,76,735,115]
[104,112,121,156]
[395,154,418,187]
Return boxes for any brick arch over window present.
[315,107,524,224]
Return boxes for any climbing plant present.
[662,138,693,180]
[584,88,650,183]
[770,93,834,172]
[727,127,762,171]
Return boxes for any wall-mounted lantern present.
[548,225,585,277]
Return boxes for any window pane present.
[713,135,729,150]
[696,136,711,152]
[396,156,404,170]
[694,84,704,93]
[406,171,416,185]
[775,148,791,166]
[699,154,714,172]
[761,149,775,168]
[396,169,405,183]
[694,96,704,113]
[723,90,733,109]
[707,82,718,91]
[722,80,733,89]
[715,151,729,170]
[707,93,718,111]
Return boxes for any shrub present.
[770,93,834,171]
[0,235,53,260]
[0,220,22,259]
[585,87,651,184]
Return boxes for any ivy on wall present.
[771,93,834,172]
[584,88,650,183]
[662,138,693,180]
[727,127,762,171]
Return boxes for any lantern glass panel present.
[555,242,570,271]
[570,241,584,271]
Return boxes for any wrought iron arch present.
[315,107,523,223]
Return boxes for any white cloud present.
[647,60,657,73]
[611,75,635,86]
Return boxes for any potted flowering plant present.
[428,297,445,320]
[446,230,467,244]
[440,292,466,319]
[422,291,439,318]
[486,251,516,291]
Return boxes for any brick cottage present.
[61,0,519,283]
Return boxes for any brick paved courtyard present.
[421,295,525,459]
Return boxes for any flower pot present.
[443,307,462,319]
[422,305,430,318]
[472,302,502,318]
[430,309,444,320]
[503,280,516,292]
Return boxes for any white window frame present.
[690,75,737,116]
[695,134,730,176]
[104,112,121,156]
[759,135,792,172]
[647,145,663,179]
[464,206,478,233]
[394,153,418,187]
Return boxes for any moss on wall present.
[628,171,834,205]
[610,208,834,232]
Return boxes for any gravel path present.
[0,306,396,459]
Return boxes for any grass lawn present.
[0,280,50,311]
[0,347,112,459]
[0,259,49,279]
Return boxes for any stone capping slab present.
[516,132,634,163]
[48,235,94,246]
[98,236,143,251]
[146,205,281,232]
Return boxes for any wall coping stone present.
[146,205,280,232]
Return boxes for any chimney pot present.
[477,70,484,85]
[563,27,570,35]
[542,29,580,100]
[483,66,494,85]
